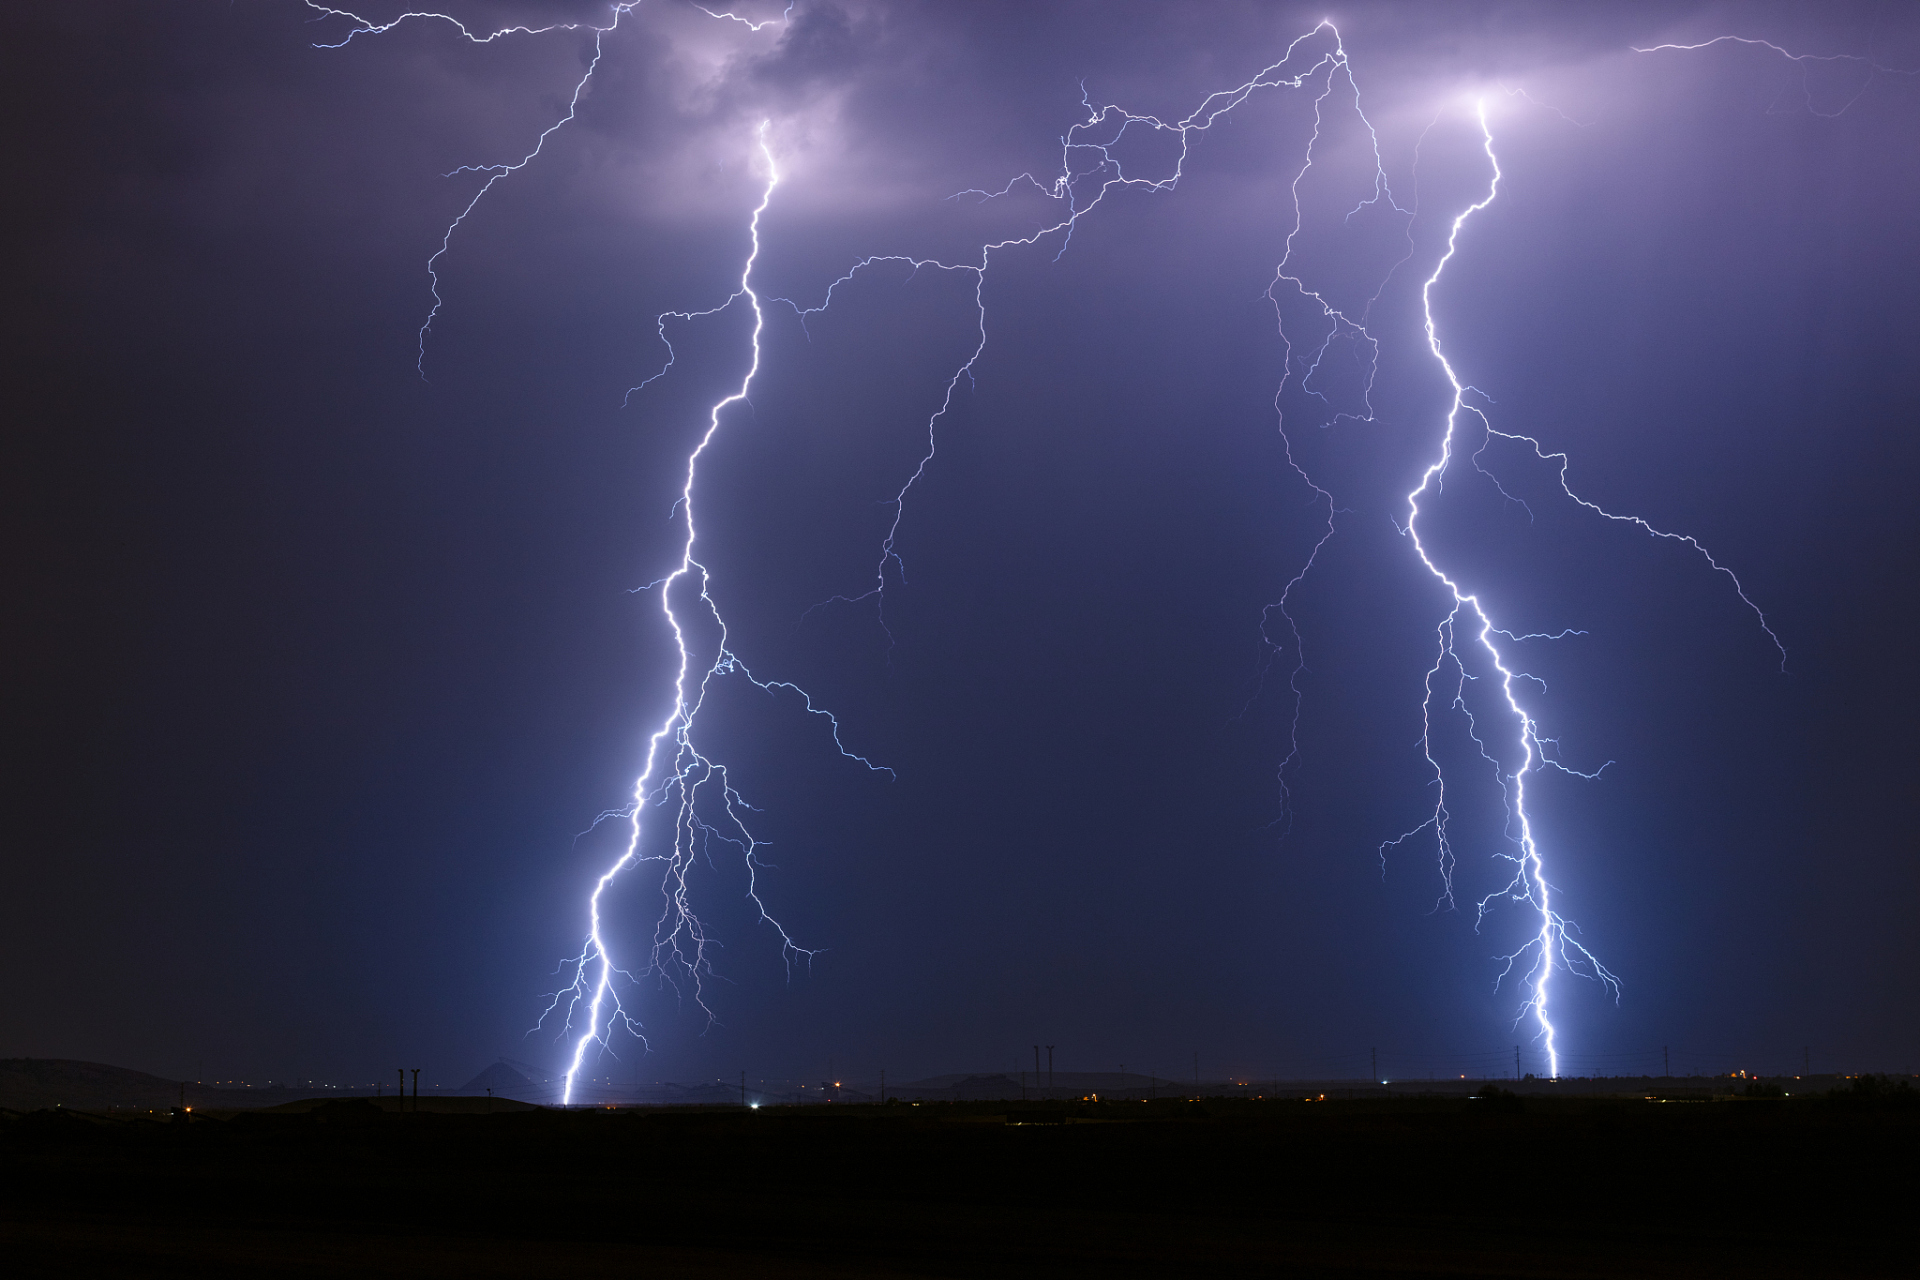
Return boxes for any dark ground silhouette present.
[3,1091,1914,1277]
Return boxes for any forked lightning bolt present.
[307,4,893,1105]
[1385,91,1788,1075]
[546,127,889,1104]
[1396,104,1616,1079]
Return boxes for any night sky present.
[6,1,1917,1091]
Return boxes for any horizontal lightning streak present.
[1634,35,1920,118]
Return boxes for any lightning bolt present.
[1390,94,1793,1077]
[306,4,893,1106]
[544,124,889,1105]
[1398,105,1616,1080]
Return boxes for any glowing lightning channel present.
[540,125,891,1106]
[309,5,880,1106]
[1400,103,1597,1078]
[554,134,786,1100]
[1398,101,1784,1077]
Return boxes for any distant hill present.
[0,1059,261,1112]
[891,1071,1191,1101]
[458,1060,543,1102]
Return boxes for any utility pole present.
[1515,1046,1521,1081]
[411,1068,420,1113]
[1046,1045,1054,1096]
[398,1069,405,1110]
[1033,1045,1041,1095]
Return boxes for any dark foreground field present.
[2,1095,1912,1278]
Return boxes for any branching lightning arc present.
[308,3,889,1105]
[784,24,1781,1078]
[312,6,1801,1089]
[541,124,893,1104]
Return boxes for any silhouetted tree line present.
[1825,1075,1918,1109]
[1472,1084,1523,1113]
